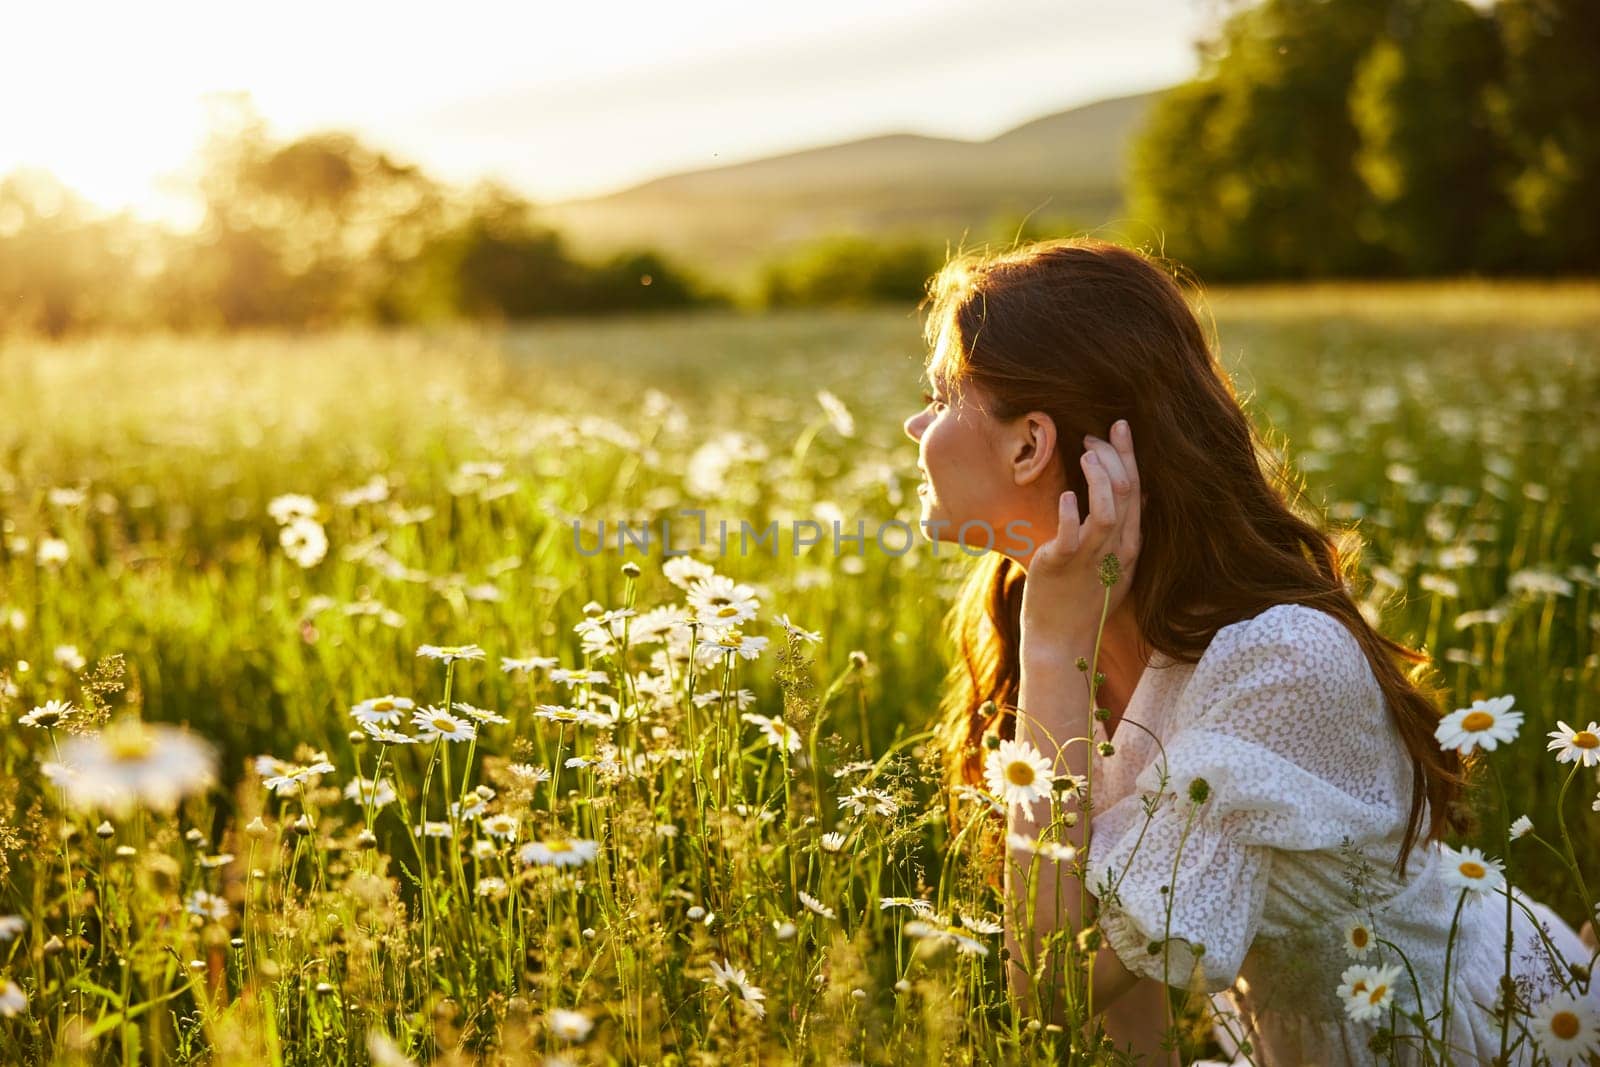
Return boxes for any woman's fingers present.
[1056,491,1080,555]
[1081,449,1118,538]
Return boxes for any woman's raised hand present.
[1019,418,1143,652]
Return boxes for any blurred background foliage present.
[0,0,1595,336]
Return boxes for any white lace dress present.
[1083,602,1592,1065]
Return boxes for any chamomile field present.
[2,282,1599,1065]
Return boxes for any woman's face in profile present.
[903,365,1027,552]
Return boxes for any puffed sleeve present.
[1082,604,1398,994]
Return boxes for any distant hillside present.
[540,90,1160,286]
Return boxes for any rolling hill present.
[539,89,1161,287]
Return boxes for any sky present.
[1,0,1218,226]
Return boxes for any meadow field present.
[1,282,1598,1064]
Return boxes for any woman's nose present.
[904,410,927,442]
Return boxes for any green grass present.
[1,284,1598,1064]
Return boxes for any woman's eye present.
[922,391,944,410]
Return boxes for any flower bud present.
[621,561,642,579]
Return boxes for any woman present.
[902,238,1595,1064]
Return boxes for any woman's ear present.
[1010,411,1058,486]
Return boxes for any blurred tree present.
[1492,0,1600,270]
[1132,0,1394,279]
[759,235,943,307]
[1349,0,1519,273]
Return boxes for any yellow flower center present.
[1575,732,1599,749]
[546,840,573,853]
[372,699,395,711]
[1350,980,1369,996]
[1005,762,1037,787]
[106,722,154,762]
[1460,711,1494,732]
[716,605,740,618]
[1458,861,1486,879]
[1350,927,1369,949]
[432,717,455,732]
[1367,983,1389,1006]
[1552,1010,1581,1040]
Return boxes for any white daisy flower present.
[903,919,990,957]
[415,643,486,664]
[697,628,768,661]
[1006,832,1077,863]
[704,958,766,1019]
[475,876,507,898]
[520,838,600,868]
[0,978,27,1018]
[1438,844,1505,895]
[819,832,848,853]
[267,494,319,524]
[199,853,233,869]
[35,537,70,567]
[1434,695,1523,754]
[279,518,328,568]
[481,813,519,841]
[1547,721,1600,767]
[1510,815,1533,839]
[41,719,216,816]
[775,614,822,645]
[815,389,855,437]
[1340,915,1375,960]
[506,763,553,784]
[415,821,453,839]
[0,916,26,941]
[452,702,508,725]
[360,722,417,745]
[53,645,86,672]
[344,777,397,810]
[798,891,836,919]
[1530,992,1600,1063]
[548,668,609,687]
[185,889,230,921]
[20,699,74,729]
[410,707,476,743]
[451,793,489,821]
[838,787,898,818]
[879,896,937,916]
[1337,962,1402,1022]
[958,915,1004,936]
[686,575,760,627]
[350,695,415,725]
[500,655,559,674]
[533,704,615,728]
[545,1008,594,1042]
[693,688,757,710]
[984,738,1054,821]
[741,713,802,753]
[663,556,717,590]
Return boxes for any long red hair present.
[924,237,1469,878]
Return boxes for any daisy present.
[0,916,25,941]
[545,1008,594,1042]
[1006,832,1077,863]
[1510,815,1533,839]
[20,699,74,729]
[360,722,417,746]
[451,793,489,820]
[819,832,848,853]
[879,896,938,916]
[41,719,216,816]
[186,889,230,921]
[0,978,27,1018]
[481,813,520,841]
[452,702,509,725]
[53,645,86,672]
[698,628,769,661]
[500,655,559,674]
[663,556,717,590]
[959,914,1004,936]
[475,876,507,898]
[415,821,453,839]
[693,688,757,710]
[533,704,615,728]
[548,668,609,687]
[1547,721,1600,767]
[1434,695,1523,754]
[686,575,760,626]
[199,853,234,869]
[816,389,855,437]
[775,614,822,645]
[267,493,318,524]
[903,919,990,957]
[506,763,553,784]
[350,695,415,725]
[415,644,486,664]
[798,891,836,919]
[838,787,898,818]
[261,756,337,796]
[705,958,767,1019]
[1439,844,1505,895]
[1338,962,1402,1022]
[984,738,1054,821]
[520,838,601,868]
[411,707,476,743]
[742,713,802,753]
[1529,993,1600,1063]
[1340,915,1375,960]
[279,518,328,568]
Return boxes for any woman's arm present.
[1007,644,1144,1023]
